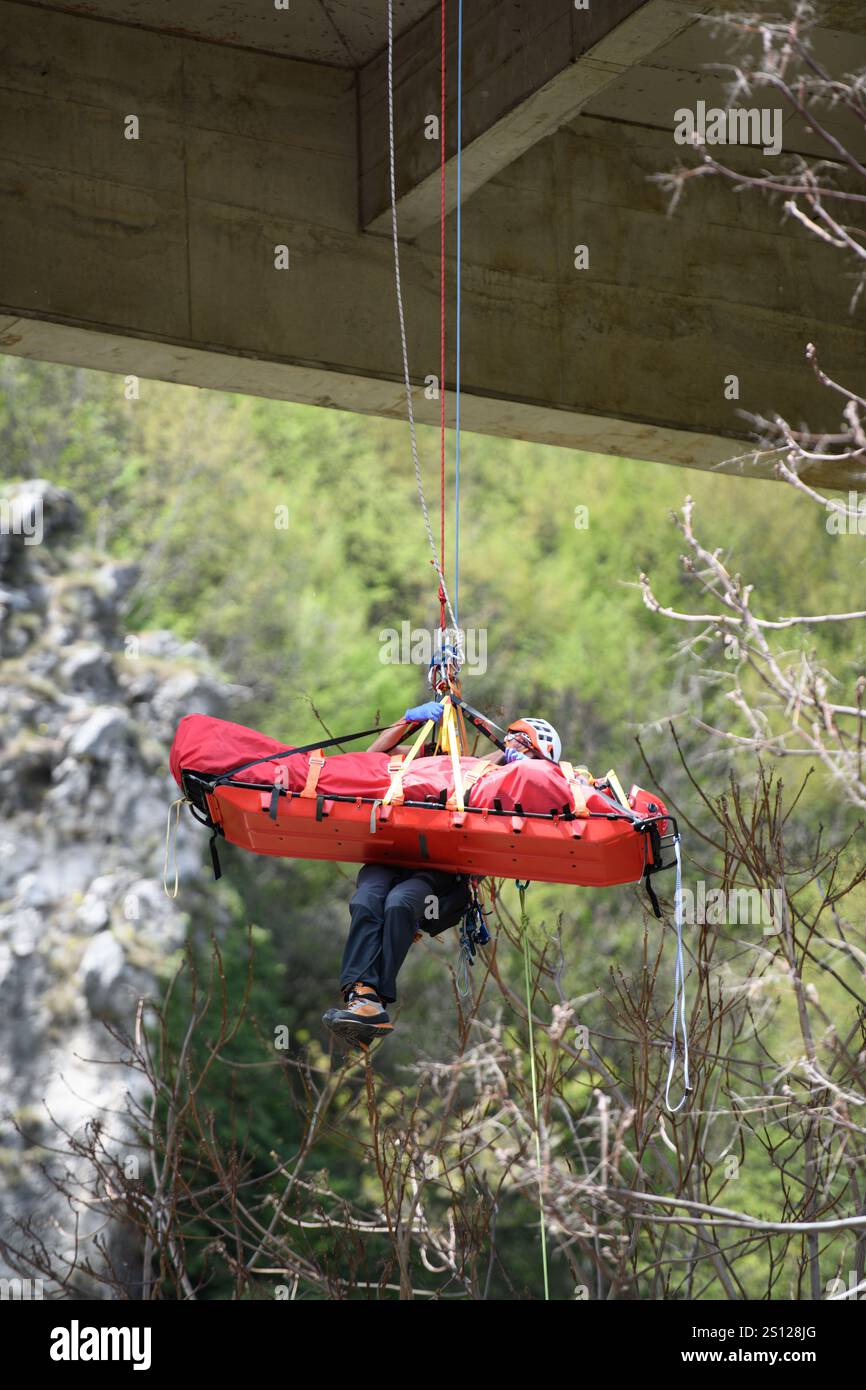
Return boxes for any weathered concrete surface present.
[360,0,664,236]
[15,0,436,65]
[2,1,866,484]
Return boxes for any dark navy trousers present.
[340,864,470,1004]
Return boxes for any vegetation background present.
[1,354,863,1298]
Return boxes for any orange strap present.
[559,760,591,817]
[300,750,325,798]
[383,718,434,806]
[446,757,491,812]
[385,754,406,806]
[462,759,493,793]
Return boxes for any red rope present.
[439,0,447,632]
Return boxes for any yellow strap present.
[383,718,433,805]
[441,698,465,813]
[163,796,189,899]
[559,760,590,817]
[605,768,630,810]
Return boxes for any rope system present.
[439,0,447,632]
[518,883,551,1300]
[454,0,463,625]
[386,0,462,658]
[664,836,691,1112]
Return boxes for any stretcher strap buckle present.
[385,754,405,806]
[559,760,591,818]
[300,750,326,798]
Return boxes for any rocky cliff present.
[0,480,242,1296]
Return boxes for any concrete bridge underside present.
[1,0,865,485]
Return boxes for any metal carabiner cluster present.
[459,883,491,969]
[428,629,463,697]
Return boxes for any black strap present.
[211,723,390,784]
[453,697,507,751]
[209,831,222,882]
[644,869,662,919]
[346,985,383,1006]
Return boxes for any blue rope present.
[454,0,463,626]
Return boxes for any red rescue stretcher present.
[170,714,677,900]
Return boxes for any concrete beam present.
[0,310,739,473]
[1,1,864,488]
[359,0,707,239]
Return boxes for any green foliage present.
[3,354,864,1298]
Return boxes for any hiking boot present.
[323,982,393,1048]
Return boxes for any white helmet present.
[507,717,562,763]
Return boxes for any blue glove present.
[504,747,526,764]
[404,701,444,724]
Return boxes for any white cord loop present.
[664,836,691,1113]
[163,796,189,899]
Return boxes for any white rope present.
[664,836,691,1112]
[163,796,188,899]
[386,0,463,661]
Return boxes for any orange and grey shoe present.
[323,982,393,1048]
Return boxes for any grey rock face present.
[61,643,119,698]
[64,705,133,761]
[0,480,242,1297]
[77,931,129,1020]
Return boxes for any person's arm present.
[368,720,412,754]
[368,702,444,754]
